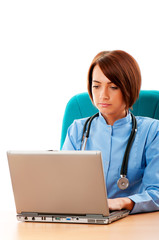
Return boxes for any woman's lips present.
[99,103,112,107]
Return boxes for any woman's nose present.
[100,87,109,99]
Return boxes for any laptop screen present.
[7,151,109,217]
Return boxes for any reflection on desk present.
[0,211,159,240]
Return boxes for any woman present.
[62,50,159,214]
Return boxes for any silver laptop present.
[7,150,129,224]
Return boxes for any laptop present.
[7,150,129,224]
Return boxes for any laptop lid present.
[7,151,109,217]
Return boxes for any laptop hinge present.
[21,212,39,217]
[86,214,104,219]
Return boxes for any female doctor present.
[62,50,159,214]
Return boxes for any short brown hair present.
[87,50,141,109]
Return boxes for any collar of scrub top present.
[98,111,132,126]
[81,111,133,148]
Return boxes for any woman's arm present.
[119,123,159,214]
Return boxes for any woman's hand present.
[107,197,135,211]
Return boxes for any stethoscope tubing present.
[81,112,137,190]
[120,113,137,177]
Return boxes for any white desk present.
[0,211,159,240]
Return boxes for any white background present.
[0,0,159,212]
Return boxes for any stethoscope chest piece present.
[117,176,129,190]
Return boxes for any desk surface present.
[0,211,159,240]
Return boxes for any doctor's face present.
[92,64,127,125]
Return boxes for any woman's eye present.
[92,85,99,89]
[110,86,118,90]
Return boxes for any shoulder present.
[136,116,159,130]
[67,117,90,139]
[136,116,159,143]
[69,113,100,133]
[70,117,89,130]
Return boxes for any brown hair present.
[87,50,141,109]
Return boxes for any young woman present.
[62,50,159,214]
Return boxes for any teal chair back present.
[60,90,159,149]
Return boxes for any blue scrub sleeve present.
[129,130,159,214]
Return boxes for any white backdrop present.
[0,0,159,212]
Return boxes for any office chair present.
[60,90,159,149]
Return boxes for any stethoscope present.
[80,112,137,190]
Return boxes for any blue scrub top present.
[62,112,159,214]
